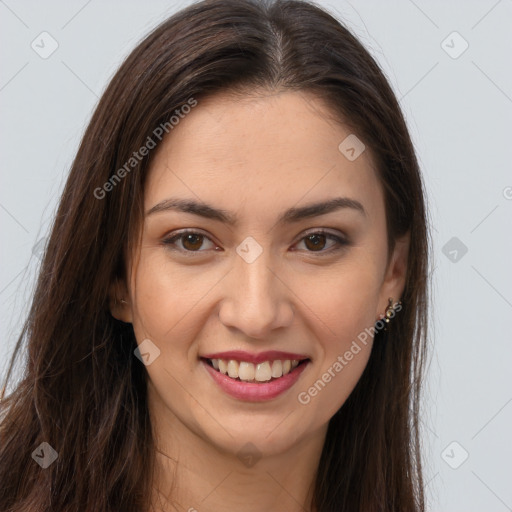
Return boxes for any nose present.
[218,249,294,340]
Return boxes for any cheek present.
[129,253,214,341]
[310,256,382,345]
[297,259,381,417]
[130,257,176,340]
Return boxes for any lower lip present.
[201,359,310,402]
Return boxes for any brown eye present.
[162,230,216,253]
[181,233,205,251]
[295,230,348,255]
[304,233,328,251]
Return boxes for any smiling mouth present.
[202,357,310,383]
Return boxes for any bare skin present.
[110,89,409,512]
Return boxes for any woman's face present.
[113,90,408,458]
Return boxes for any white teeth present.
[227,360,239,379]
[255,361,272,382]
[271,360,283,378]
[208,357,306,382]
[218,359,228,375]
[238,361,255,381]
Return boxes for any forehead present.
[145,90,383,224]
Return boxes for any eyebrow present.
[146,196,366,224]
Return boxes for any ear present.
[108,278,133,323]
[377,231,410,319]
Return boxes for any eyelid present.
[299,227,348,242]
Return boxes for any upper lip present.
[200,350,310,364]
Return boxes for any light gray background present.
[1,1,511,510]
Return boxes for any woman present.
[0,0,430,510]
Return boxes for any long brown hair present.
[0,1,430,510]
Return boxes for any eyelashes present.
[161,229,349,257]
